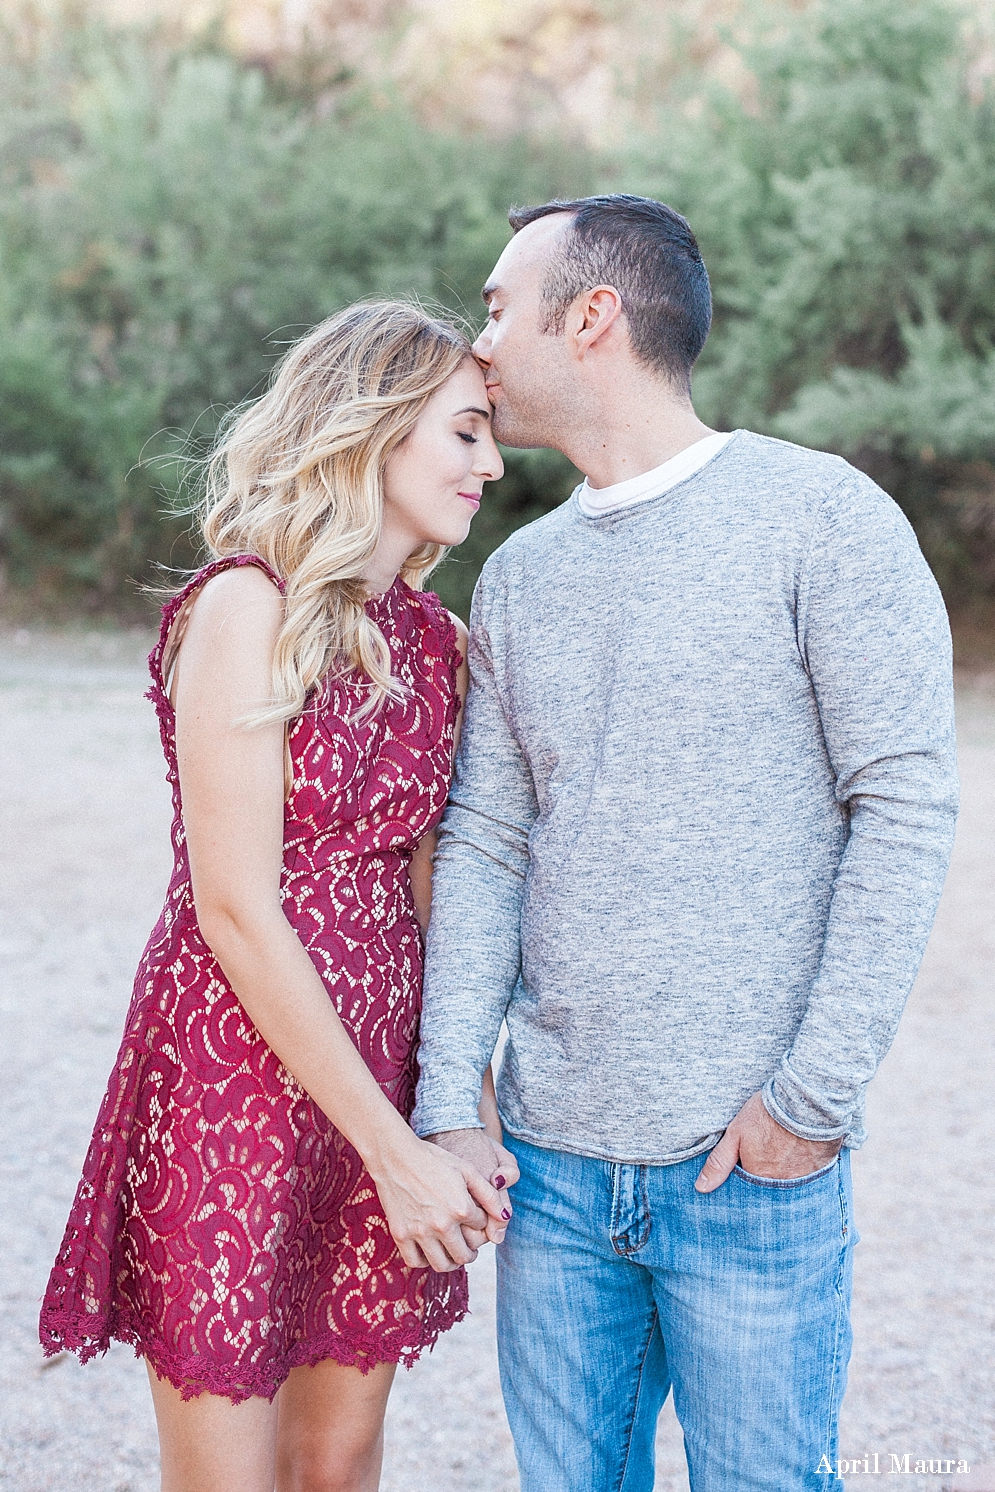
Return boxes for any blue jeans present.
[496,1137,855,1492]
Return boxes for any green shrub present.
[629,0,995,603]
[0,18,585,613]
[2,0,994,619]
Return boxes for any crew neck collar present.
[576,430,737,518]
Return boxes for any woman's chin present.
[429,518,475,549]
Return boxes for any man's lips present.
[484,381,501,404]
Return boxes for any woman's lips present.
[459,492,481,510]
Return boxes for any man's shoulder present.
[480,494,578,580]
[728,430,857,492]
[724,431,912,535]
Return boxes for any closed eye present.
[458,432,478,444]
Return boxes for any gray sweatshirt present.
[412,431,958,1163]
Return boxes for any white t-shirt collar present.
[576,430,736,517]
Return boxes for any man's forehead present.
[483,212,573,300]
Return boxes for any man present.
[411,195,958,1491]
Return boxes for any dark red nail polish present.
[501,1208,512,1220]
[493,1174,506,1189]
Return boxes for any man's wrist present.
[413,1110,486,1139]
[426,1125,486,1145]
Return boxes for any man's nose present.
[472,325,493,366]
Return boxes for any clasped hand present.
[374,1129,519,1274]
[379,1092,840,1265]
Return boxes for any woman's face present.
[382,359,504,553]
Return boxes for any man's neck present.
[563,392,714,491]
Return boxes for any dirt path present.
[1,630,992,1492]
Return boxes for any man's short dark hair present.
[508,194,711,390]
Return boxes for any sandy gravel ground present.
[0,628,992,1492]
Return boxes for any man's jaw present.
[486,376,552,449]
[486,381,513,443]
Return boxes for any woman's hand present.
[422,1128,520,1251]
[465,1133,520,1251]
[488,1137,521,1196]
[369,1133,512,1273]
[474,1062,520,1240]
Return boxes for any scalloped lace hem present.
[40,1302,468,1404]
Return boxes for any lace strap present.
[417,588,464,672]
[147,556,285,712]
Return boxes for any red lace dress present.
[39,556,468,1402]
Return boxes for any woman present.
[40,301,519,1491]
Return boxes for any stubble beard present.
[491,403,535,449]
[490,373,561,451]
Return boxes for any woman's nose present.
[476,441,504,481]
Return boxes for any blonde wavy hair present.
[197,300,472,727]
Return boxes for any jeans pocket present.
[732,1156,840,1190]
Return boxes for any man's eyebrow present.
[453,405,491,419]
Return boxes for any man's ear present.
[569,285,624,360]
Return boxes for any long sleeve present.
[763,473,960,1142]
[411,596,539,1138]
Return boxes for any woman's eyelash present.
[458,432,478,444]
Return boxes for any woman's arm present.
[408,613,468,933]
[478,1065,503,1144]
[173,568,508,1272]
[409,831,436,935]
[450,613,470,749]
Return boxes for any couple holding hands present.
[41,195,957,1492]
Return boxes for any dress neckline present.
[364,575,409,615]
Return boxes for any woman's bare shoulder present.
[194,561,282,606]
[185,563,283,636]
[446,611,470,715]
[446,611,469,650]
[169,566,284,710]
[165,565,283,699]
